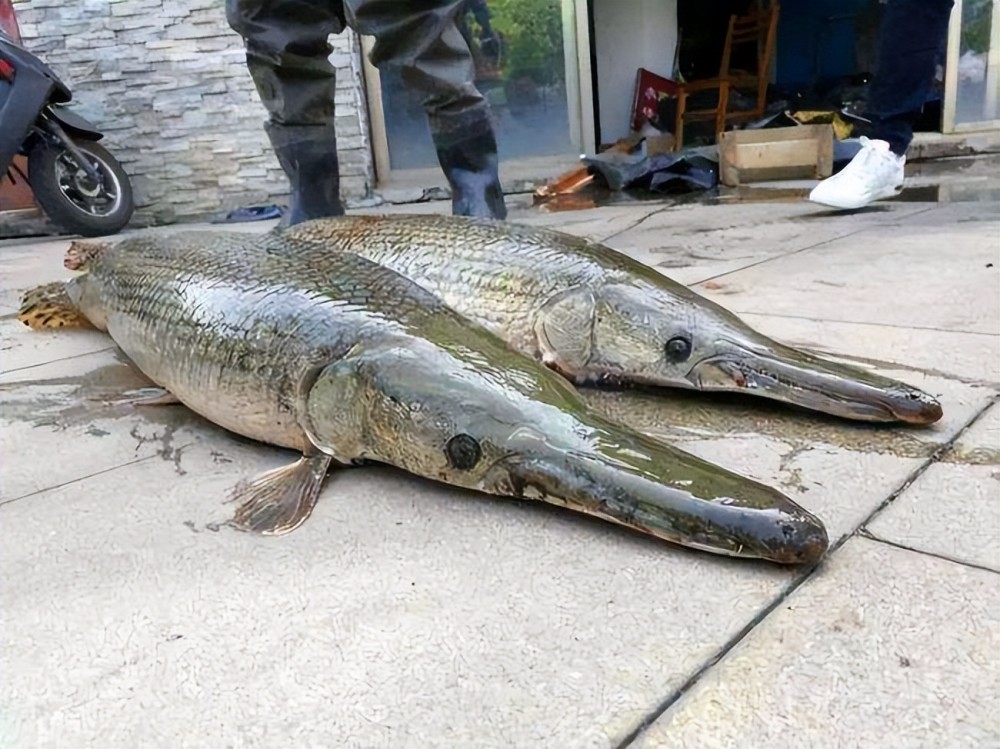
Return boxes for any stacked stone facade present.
[11,0,373,225]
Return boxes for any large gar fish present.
[19,232,828,564]
[280,215,942,425]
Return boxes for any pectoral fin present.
[229,451,334,535]
[533,287,596,382]
[121,387,182,406]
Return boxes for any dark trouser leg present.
[345,0,507,219]
[226,0,346,223]
[867,0,954,156]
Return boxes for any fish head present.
[307,337,828,565]
[543,282,941,425]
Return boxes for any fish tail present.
[17,282,92,330]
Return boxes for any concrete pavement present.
[1,178,998,748]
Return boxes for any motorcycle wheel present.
[27,137,135,237]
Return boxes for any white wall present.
[592,0,678,144]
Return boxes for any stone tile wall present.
[11,0,373,225]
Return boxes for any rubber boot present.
[266,124,344,226]
[434,129,507,220]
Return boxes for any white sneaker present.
[808,137,905,210]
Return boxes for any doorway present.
[360,0,595,189]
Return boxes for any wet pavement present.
[1,176,998,748]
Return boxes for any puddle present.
[714,186,813,204]
[533,153,1000,211]
[940,445,1000,466]
[715,179,1000,207]
[579,388,945,462]
[885,180,1000,203]
[0,354,202,435]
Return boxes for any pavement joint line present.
[0,345,116,377]
[597,207,671,245]
[858,393,1000,530]
[615,390,999,749]
[731,311,1000,338]
[690,205,937,286]
[0,453,159,508]
[856,529,1000,575]
[613,560,820,748]
[778,346,1000,389]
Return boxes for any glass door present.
[943,0,1000,131]
[361,0,594,183]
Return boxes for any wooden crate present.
[718,124,834,186]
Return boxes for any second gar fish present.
[282,215,942,425]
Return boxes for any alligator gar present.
[281,215,942,425]
[18,232,828,564]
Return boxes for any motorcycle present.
[0,27,134,236]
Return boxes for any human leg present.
[809,0,954,209]
[346,0,507,219]
[226,0,347,223]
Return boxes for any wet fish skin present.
[281,214,942,425]
[40,229,828,563]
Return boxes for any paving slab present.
[878,197,1000,227]
[739,312,1000,386]
[0,236,75,314]
[0,346,213,500]
[688,214,1000,334]
[1,315,113,374]
[631,537,1000,749]
[593,201,934,285]
[866,401,1000,571]
[951,398,1000,455]
[865,461,1000,571]
[2,411,803,749]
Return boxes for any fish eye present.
[664,335,692,362]
[445,433,482,470]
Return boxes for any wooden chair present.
[673,2,780,150]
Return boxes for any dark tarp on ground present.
[581,140,719,193]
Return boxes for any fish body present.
[36,230,828,564]
[283,215,942,425]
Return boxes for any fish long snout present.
[482,431,829,565]
[689,344,943,425]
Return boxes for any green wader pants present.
[226,0,507,223]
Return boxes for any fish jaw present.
[478,425,829,565]
[685,339,943,425]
